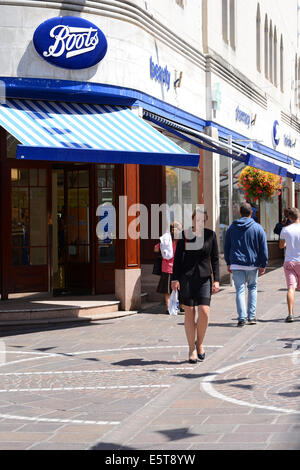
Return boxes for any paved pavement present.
[0,265,299,451]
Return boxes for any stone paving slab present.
[0,265,299,450]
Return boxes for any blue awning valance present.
[145,112,300,180]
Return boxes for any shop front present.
[1,134,120,298]
[0,0,213,307]
[219,152,289,263]
[215,120,299,262]
[3,6,299,309]
[0,87,204,305]
[145,110,300,275]
[6,159,117,296]
[206,74,300,267]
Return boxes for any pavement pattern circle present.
[0,346,198,426]
[2,346,300,429]
[201,353,300,414]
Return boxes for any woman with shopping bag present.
[171,208,219,363]
[154,221,182,314]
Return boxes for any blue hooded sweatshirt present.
[224,217,268,268]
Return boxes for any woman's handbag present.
[152,256,162,276]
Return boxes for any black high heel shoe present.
[189,357,197,364]
[197,352,206,361]
[195,341,206,361]
[188,348,198,364]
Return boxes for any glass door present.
[52,167,91,294]
[52,169,65,291]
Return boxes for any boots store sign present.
[33,17,108,69]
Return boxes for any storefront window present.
[166,166,198,222]
[232,161,246,219]
[165,136,199,226]
[97,164,116,263]
[11,168,48,265]
[219,156,290,242]
[281,179,290,214]
[219,156,247,252]
[220,156,229,252]
[67,169,90,263]
[260,196,279,241]
[259,178,289,241]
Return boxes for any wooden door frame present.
[0,127,8,299]
[4,157,51,295]
[94,164,117,294]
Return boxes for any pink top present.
[155,240,178,274]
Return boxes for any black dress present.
[171,229,219,307]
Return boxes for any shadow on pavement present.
[91,442,136,450]
[0,321,114,337]
[112,358,189,367]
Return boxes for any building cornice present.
[0,0,207,71]
[206,51,268,110]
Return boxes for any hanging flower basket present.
[238,166,282,202]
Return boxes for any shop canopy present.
[0,99,200,167]
[145,112,300,182]
[1,98,300,180]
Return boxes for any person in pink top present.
[280,207,300,322]
[154,221,182,313]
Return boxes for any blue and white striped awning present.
[0,99,199,167]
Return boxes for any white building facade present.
[204,0,300,267]
[0,0,300,304]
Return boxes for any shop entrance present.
[52,167,92,294]
[1,129,119,299]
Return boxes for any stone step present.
[0,308,138,327]
[0,298,139,326]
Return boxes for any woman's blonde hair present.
[170,221,182,238]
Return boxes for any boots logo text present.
[33,17,108,70]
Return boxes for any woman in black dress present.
[171,208,220,363]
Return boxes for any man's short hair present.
[288,207,299,221]
[240,203,252,217]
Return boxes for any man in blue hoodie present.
[224,202,268,327]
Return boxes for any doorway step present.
[0,293,137,327]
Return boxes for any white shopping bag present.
[168,289,179,316]
[159,232,173,260]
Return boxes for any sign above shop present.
[33,16,108,70]
[150,57,170,91]
[272,120,280,148]
[284,134,296,148]
[235,106,255,128]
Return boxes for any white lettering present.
[106,455,140,467]
[43,25,99,59]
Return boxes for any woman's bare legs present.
[184,305,197,360]
[196,305,210,355]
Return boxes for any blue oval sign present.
[33,16,107,70]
